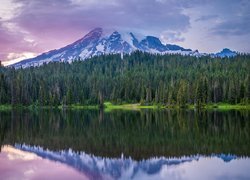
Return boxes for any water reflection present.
[0,145,87,180]
[0,109,249,158]
[1,144,249,180]
[0,109,250,179]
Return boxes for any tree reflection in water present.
[0,109,249,159]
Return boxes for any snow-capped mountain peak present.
[214,48,237,58]
[11,28,238,68]
[76,27,103,45]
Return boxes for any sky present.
[0,0,250,66]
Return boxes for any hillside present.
[0,52,249,106]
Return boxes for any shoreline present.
[1,102,250,111]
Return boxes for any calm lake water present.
[0,109,249,179]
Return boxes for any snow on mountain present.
[11,28,238,68]
[213,48,237,58]
[11,28,195,68]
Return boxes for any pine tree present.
[202,77,208,103]
[177,80,187,107]
[98,90,104,108]
[196,78,203,107]
[0,73,8,104]
[239,83,245,103]
[66,89,73,105]
[228,81,237,104]
[245,76,250,104]
[146,87,152,103]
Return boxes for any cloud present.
[189,0,250,37]
[161,31,185,43]
[211,16,250,36]
[209,0,250,36]
[2,52,36,66]
[12,0,191,33]
[0,0,22,20]
[178,0,250,53]
[195,15,218,22]
[0,21,39,62]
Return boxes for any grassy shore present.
[210,103,250,110]
[63,102,250,111]
[0,102,249,111]
[58,104,98,110]
[187,103,250,110]
[103,102,165,112]
[0,105,12,111]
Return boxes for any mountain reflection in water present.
[1,144,250,180]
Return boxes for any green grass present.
[187,103,250,110]
[207,103,250,110]
[103,102,165,112]
[103,102,250,111]
[58,104,99,110]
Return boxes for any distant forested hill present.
[0,51,249,106]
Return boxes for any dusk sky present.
[0,0,250,65]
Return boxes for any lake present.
[0,109,249,179]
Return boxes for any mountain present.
[11,28,195,68]
[11,28,238,68]
[214,48,237,58]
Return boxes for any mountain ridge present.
[11,27,237,68]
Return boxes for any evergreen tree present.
[196,78,203,107]
[66,89,73,105]
[177,80,187,107]
[0,73,8,104]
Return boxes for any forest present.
[0,51,249,107]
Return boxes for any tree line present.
[0,51,249,107]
